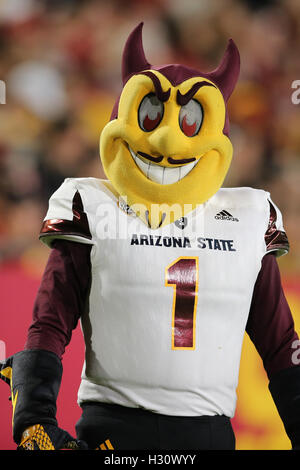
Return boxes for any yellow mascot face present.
[100,23,240,228]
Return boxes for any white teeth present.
[129,147,198,185]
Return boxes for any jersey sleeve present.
[246,253,298,379]
[39,178,93,247]
[25,239,92,358]
[264,196,289,257]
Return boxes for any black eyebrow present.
[177,81,216,106]
[140,71,171,102]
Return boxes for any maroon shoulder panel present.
[40,191,92,241]
[265,201,289,255]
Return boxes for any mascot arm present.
[26,239,92,357]
[0,178,93,448]
[1,350,87,449]
[246,253,300,449]
[0,239,92,449]
[28,177,94,356]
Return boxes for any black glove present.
[269,365,300,450]
[0,349,87,450]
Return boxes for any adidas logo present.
[215,210,239,222]
[96,438,114,450]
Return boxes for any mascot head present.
[100,23,240,228]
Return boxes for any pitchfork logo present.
[175,217,188,229]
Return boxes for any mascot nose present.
[147,126,174,158]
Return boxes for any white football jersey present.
[40,177,288,418]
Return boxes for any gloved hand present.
[0,349,87,450]
[18,424,87,450]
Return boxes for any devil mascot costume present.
[1,23,300,451]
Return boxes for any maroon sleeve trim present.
[265,201,289,255]
[25,240,92,358]
[246,254,298,379]
[40,190,92,241]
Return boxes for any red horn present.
[209,39,240,101]
[122,22,151,85]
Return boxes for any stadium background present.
[0,0,300,450]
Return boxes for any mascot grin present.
[100,23,240,228]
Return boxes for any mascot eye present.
[138,93,164,132]
[179,99,203,137]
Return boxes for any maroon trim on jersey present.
[25,240,92,357]
[246,253,298,379]
[265,201,289,255]
[40,191,92,241]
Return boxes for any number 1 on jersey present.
[165,257,199,350]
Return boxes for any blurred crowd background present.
[0,0,300,450]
